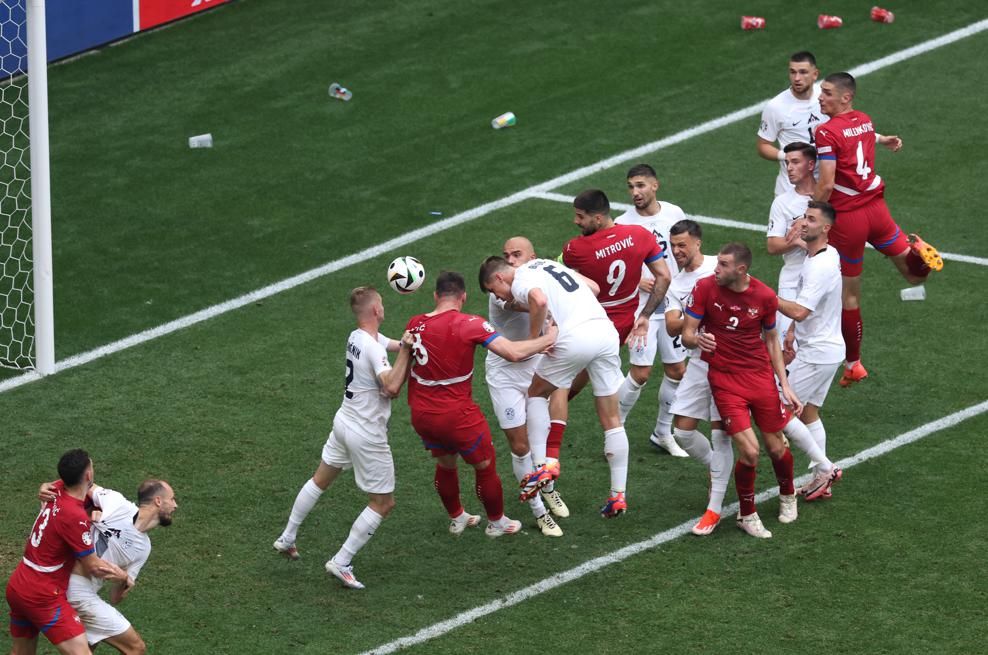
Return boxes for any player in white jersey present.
[484,236,566,536]
[273,286,414,590]
[36,479,177,654]
[757,51,828,195]
[613,164,689,457]
[481,255,635,518]
[776,201,844,502]
[660,220,735,535]
[766,141,817,344]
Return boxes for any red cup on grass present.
[741,16,766,30]
[871,7,895,24]
[818,14,843,29]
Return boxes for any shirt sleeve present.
[127,543,151,581]
[58,506,95,558]
[562,239,582,271]
[377,333,392,349]
[814,127,838,160]
[767,197,791,238]
[762,290,779,331]
[684,279,707,320]
[641,227,663,263]
[757,103,778,141]
[461,315,501,348]
[794,259,830,312]
[366,337,392,377]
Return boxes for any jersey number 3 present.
[30,506,52,547]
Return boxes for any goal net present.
[0,0,53,373]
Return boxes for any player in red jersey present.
[6,449,130,655]
[814,72,943,386]
[681,243,803,539]
[406,271,557,538]
[556,189,671,457]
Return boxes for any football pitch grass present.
[2,1,987,653]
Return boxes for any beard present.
[159,512,174,527]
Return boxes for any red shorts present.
[708,368,790,435]
[6,577,85,645]
[605,307,636,344]
[829,197,909,277]
[412,404,496,465]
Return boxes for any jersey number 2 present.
[344,359,355,399]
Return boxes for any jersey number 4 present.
[855,141,872,180]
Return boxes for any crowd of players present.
[5,51,946,654]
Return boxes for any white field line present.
[528,190,988,267]
[360,399,988,655]
[2,18,986,395]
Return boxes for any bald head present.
[502,236,536,268]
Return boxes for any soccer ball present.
[387,256,426,294]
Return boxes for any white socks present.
[654,375,681,437]
[805,419,829,471]
[511,452,547,517]
[333,506,383,566]
[604,427,629,494]
[618,373,644,423]
[281,478,324,543]
[673,427,712,466]
[784,417,833,472]
[525,397,550,466]
[708,429,733,514]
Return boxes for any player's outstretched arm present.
[776,298,811,322]
[765,328,803,416]
[641,259,672,317]
[79,553,130,584]
[379,331,415,397]
[877,134,902,152]
[487,324,558,362]
[814,160,836,202]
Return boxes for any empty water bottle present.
[329,83,352,101]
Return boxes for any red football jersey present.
[8,481,94,596]
[563,224,662,318]
[405,309,500,414]
[814,110,885,211]
[684,275,778,374]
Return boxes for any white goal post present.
[0,0,53,374]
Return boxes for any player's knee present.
[663,361,686,380]
[765,441,787,460]
[630,366,651,384]
[373,496,396,516]
[132,638,148,655]
[739,443,759,464]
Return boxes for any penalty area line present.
[358,399,988,655]
[2,18,987,396]
[527,190,988,267]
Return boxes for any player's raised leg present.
[275,458,342,559]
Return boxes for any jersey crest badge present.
[482,321,496,333]
[748,307,759,317]
[82,531,92,546]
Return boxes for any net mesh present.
[0,1,34,370]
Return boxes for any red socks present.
[841,308,863,364]
[434,465,463,518]
[546,420,567,459]
[735,460,757,516]
[771,448,795,496]
[474,463,504,520]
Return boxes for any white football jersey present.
[485,294,539,370]
[664,255,717,358]
[337,328,393,436]
[758,84,829,195]
[85,486,151,593]
[793,246,845,364]
[615,202,684,315]
[511,259,606,335]
[767,189,811,293]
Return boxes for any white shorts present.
[321,414,395,494]
[785,358,841,408]
[536,319,623,397]
[485,357,540,430]
[628,314,688,366]
[67,574,131,645]
[669,358,721,422]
